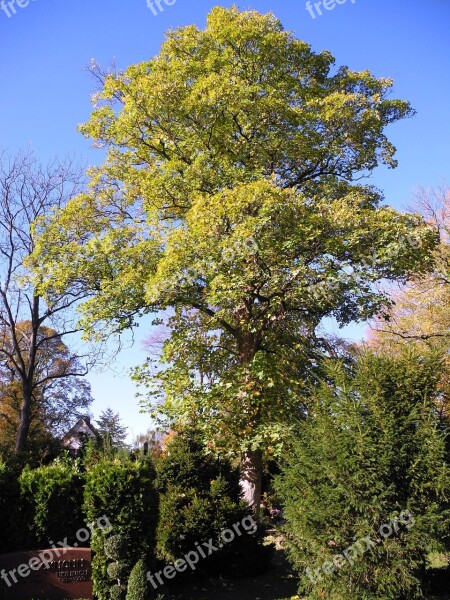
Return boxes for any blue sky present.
[1,0,449,439]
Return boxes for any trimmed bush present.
[108,560,129,580]
[19,455,85,548]
[156,431,271,578]
[126,558,154,600]
[83,457,158,600]
[104,534,130,559]
[276,349,450,600]
[104,533,131,600]
[111,583,128,600]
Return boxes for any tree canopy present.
[368,185,450,426]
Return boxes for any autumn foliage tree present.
[369,185,450,424]
[32,8,438,511]
[0,321,93,453]
[370,185,450,347]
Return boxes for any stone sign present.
[0,547,92,599]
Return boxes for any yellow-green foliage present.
[31,7,438,464]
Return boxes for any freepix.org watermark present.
[147,515,258,590]
[146,0,176,17]
[0,0,37,18]
[0,516,112,588]
[306,0,356,19]
[305,509,415,586]
[306,231,424,307]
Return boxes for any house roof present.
[62,416,99,447]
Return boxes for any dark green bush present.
[83,457,158,600]
[0,459,23,552]
[156,431,271,578]
[126,558,154,600]
[19,455,85,548]
[276,349,450,600]
[156,432,241,497]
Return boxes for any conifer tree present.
[97,408,128,450]
[276,349,450,600]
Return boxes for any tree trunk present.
[15,386,32,454]
[240,449,263,521]
[237,325,263,519]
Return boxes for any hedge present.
[83,456,158,600]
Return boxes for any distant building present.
[62,416,99,456]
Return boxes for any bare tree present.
[0,150,94,453]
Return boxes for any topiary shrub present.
[275,349,450,600]
[104,533,130,559]
[83,457,158,600]
[156,431,271,579]
[19,454,85,548]
[107,560,129,581]
[104,534,131,600]
[126,558,154,600]
[110,583,128,600]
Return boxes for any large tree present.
[0,150,94,453]
[32,8,438,511]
